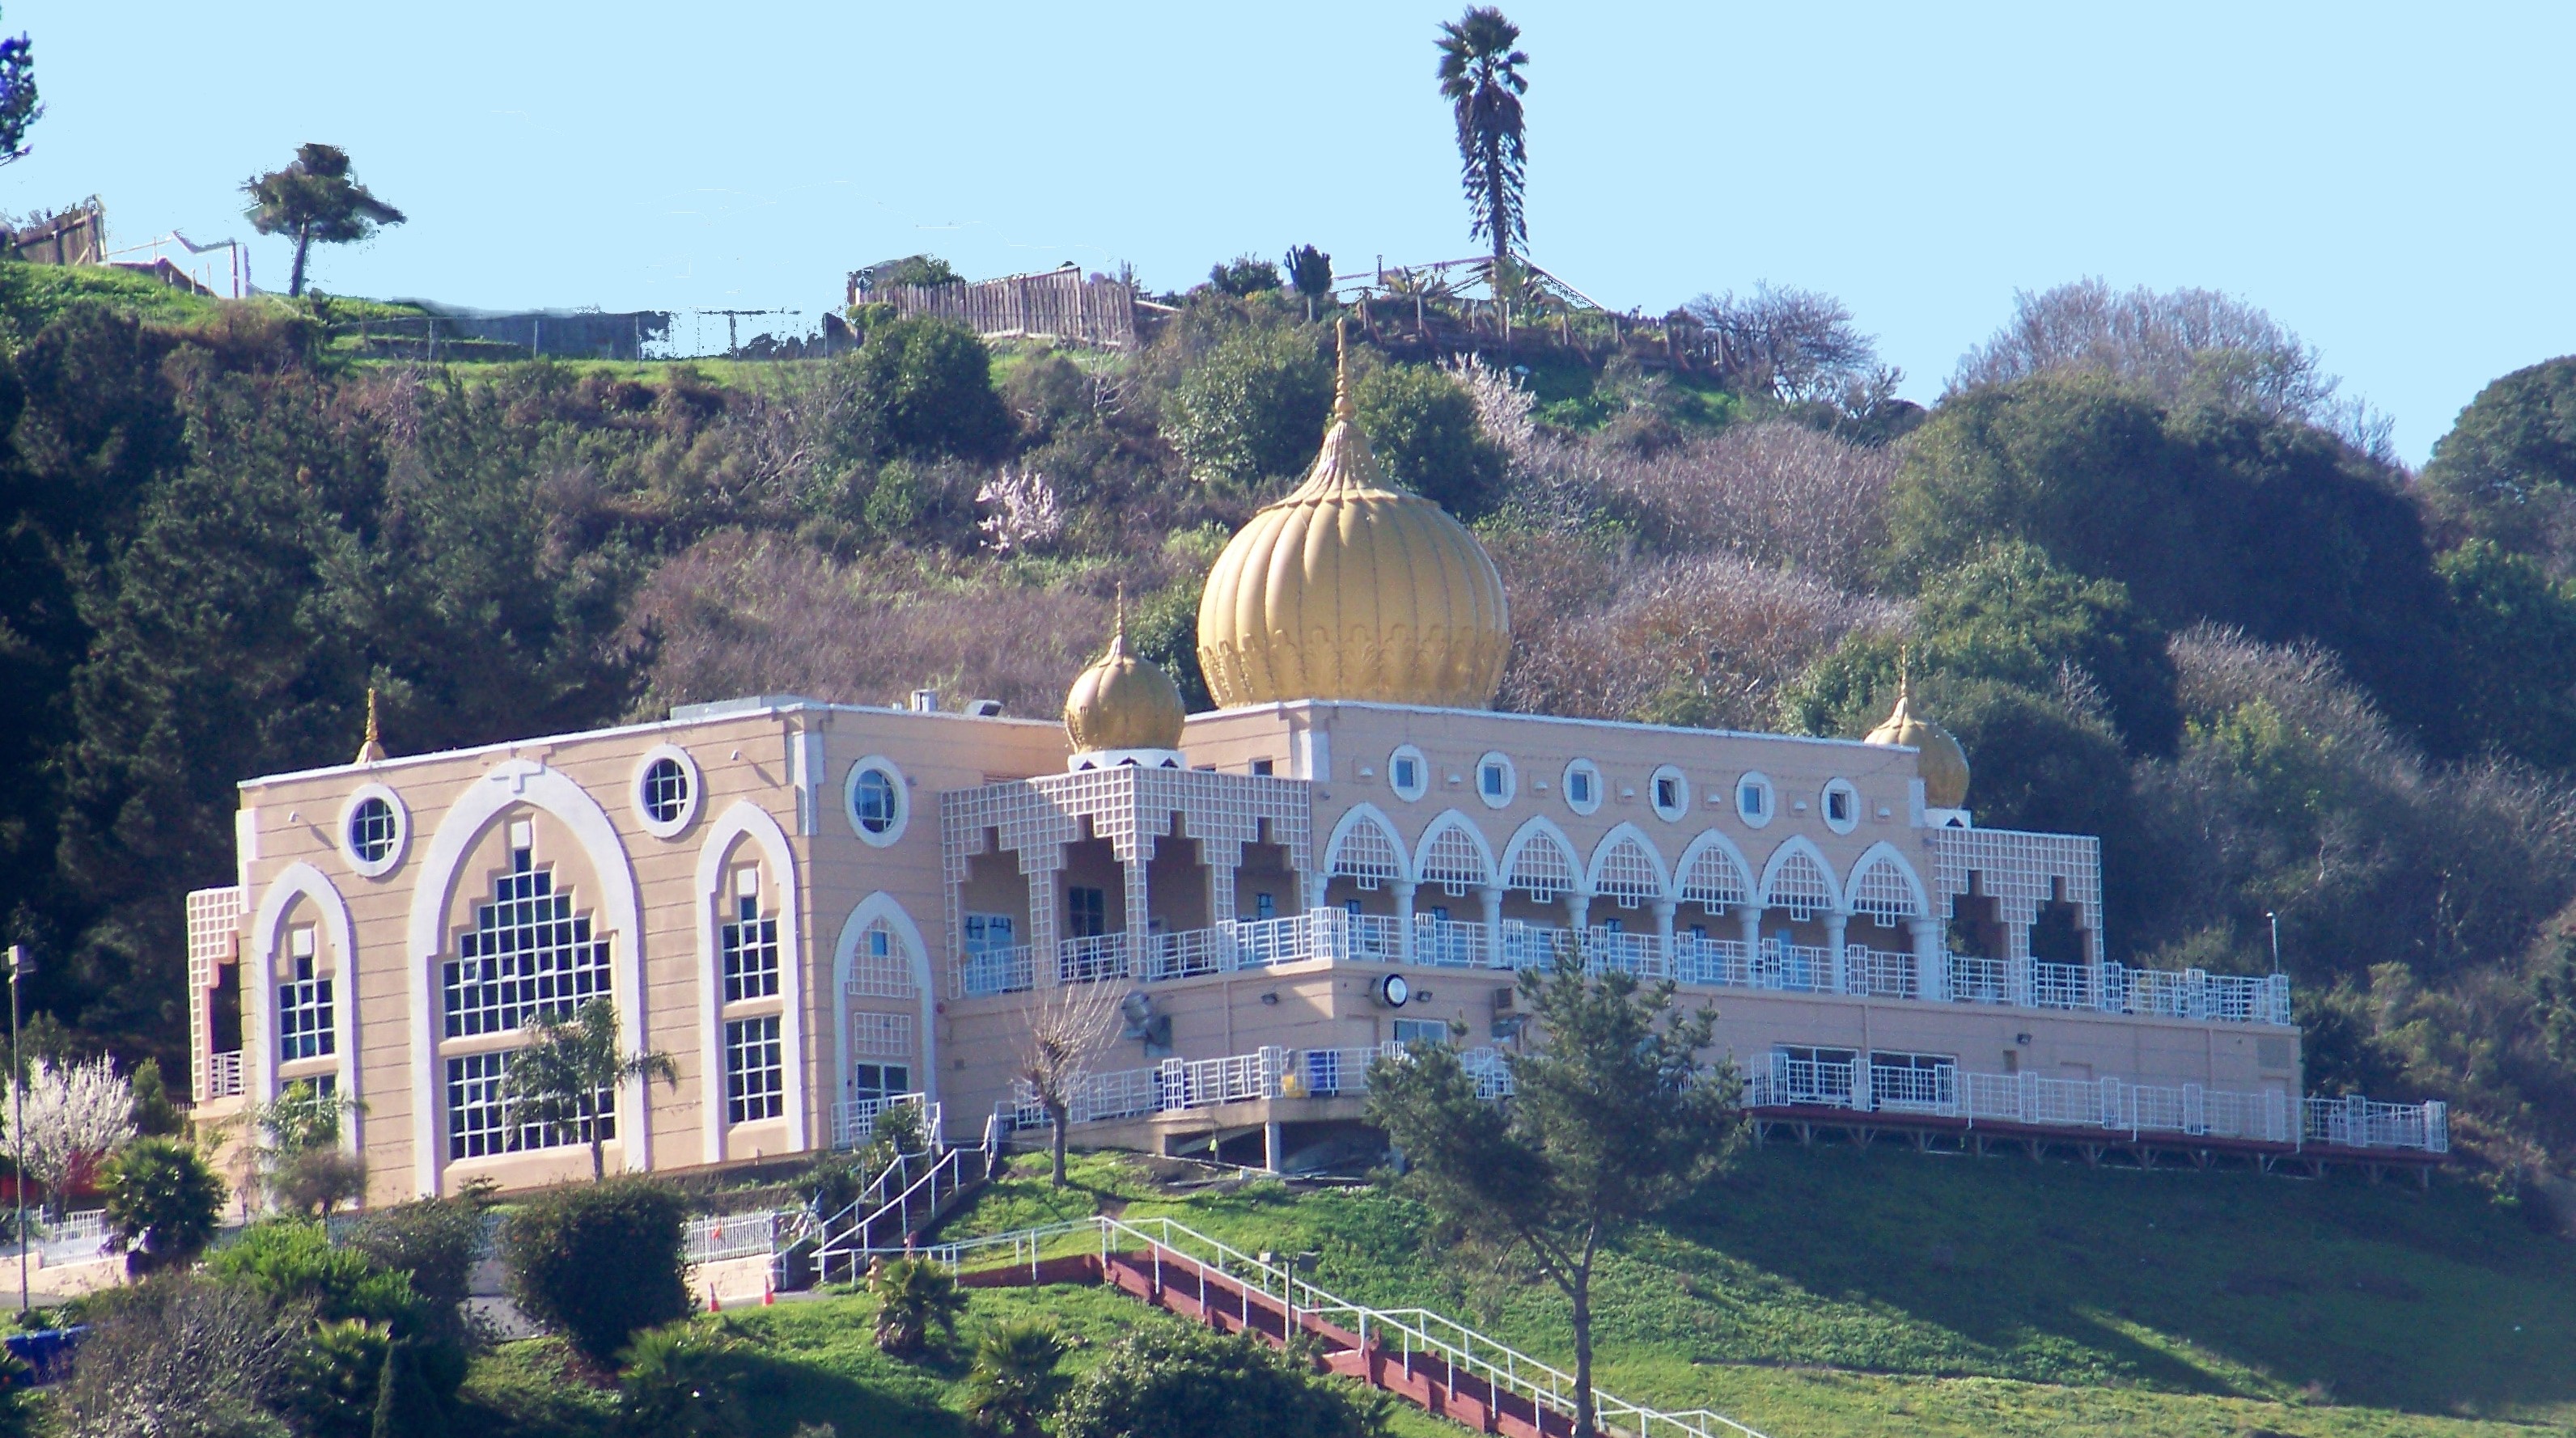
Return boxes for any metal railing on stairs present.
[914,1213,1770,1438]
[810,1111,1006,1282]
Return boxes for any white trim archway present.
[1845,841,1930,924]
[1756,835,1845,918]
[831,895,938,1119]
[1499,816,1584,899]
[695,801,807,1161]
[248,861,362,1154]
[403,759,645,1195]
[1322,803,1413,903]
[1671,830,1757,910]
[1412,810,1498,895]
[1585,823,1672,908]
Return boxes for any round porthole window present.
[1822,778,1861,835]
[1561,759,1603,816]
[1475,752,1516,810]
[1389,745,1430,802]
[341,783,408,878]
[846,756,908,846]
[633,744,701,838]
[1734,772,1774,831]
[1649,765,1689,823]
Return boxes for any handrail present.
[913,1212,1769,1438]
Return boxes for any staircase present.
[807,1112,1005,1284]
[922,1215,1770,1438]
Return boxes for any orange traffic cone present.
[708,1288,722,1313]
[762,1278,776,1307]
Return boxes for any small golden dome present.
[1866,679,1970,809]
[1196,324,1510,709]
[1065,594,1186,753]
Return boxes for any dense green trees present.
[2421,356,2576,565]
[1352,361,1506,517]
[1160,325,1332,488]
[1053,1323,1386,1438]
[502,1178,692,1365]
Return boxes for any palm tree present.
[503,998,679,1181]
[867,1255,967,1360]
[241,142,406,298]
[964,1319,1067,1438]
[1435,7,1530,269]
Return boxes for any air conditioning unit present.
[1492,986,1517,1014]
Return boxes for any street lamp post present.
[2268,911,2282,975]
[6,943,27,1316]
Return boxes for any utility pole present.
[8,942,28,1316]
[2268,911,2282,975]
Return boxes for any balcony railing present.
[1013,1042,1515,1128]
[206,1049,244,1099]
[1743,1052,2447,1153]
[946,909,2294,1026]
[830,1091,941,1150]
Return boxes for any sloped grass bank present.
[940,1144,2576,1432]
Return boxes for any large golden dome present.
[1866,679,1971,810]
[1065,595,1186,753]
[1195,328,1510,709]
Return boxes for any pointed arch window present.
[443,847,612,1038]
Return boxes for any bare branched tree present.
[1014,979,1125,1188]
[1684,284,1884,405]
[1583,421,1900,588]
[56,1274,306,1438]
[1439,351,1539,461]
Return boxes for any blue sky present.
[13,1,2568,463]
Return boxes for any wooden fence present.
[852,264,1139,349]
[4,202,105,266]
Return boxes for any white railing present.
[944,909,2294,1029]
[1743,1055,2444,1153]
[15,1208,112,1266]
[1412,916,1489,968]
[831,1092,939,1150]
[1058,933,1130,985]
[1019,1043,1517,1128]
[955,944,1035,998]
[2305,1093,2448,1152]
[207,1050,244,1098]
[685,1208,798,1262]
[913,1214,1769,1438]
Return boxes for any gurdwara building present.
[184,348,2441,1204]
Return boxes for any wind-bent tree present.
[1365,954,1741,1438]
[0,11,39,165]
[241,142,407,298]
[503,999,679,1180]
[1435,6,1529,267]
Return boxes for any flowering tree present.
[11,1056,135,1219]
[977,467,1066,556]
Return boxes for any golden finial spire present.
[1332,317,1355,422]
[1112,582,1129,649]
[354,687,387,765]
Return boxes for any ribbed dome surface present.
[1196,339,1510,710]
[1065,607,1186,752]
[1866,681,1972,810]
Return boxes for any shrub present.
[283,1318,392,1438]
[371,1336,449,1438]
[345,1195,486,1358]
[100,1136,226,1275]
[502,1178,692,1368]
[845,315,1012,460]
[865,1256,964,1360]
[614,1322,744,1438]
[54,1273,304,1438]
[964,1319,1067,1438]
[208,1220,422,1330]
[1351,362,1505,518]
[1207,256,1282,297]
[1053,1324,1386,1438]
[1162,327,1332,489]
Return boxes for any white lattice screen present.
[1506,831,1578,901]
[1677,845,1751,908]
[1417,823,1493,894]
[1849,854,1925,924]
[1760,849,1836,920]
[1590,834,1664,908]
[849,1010,916,1058]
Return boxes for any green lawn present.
[930,1144,2575,1435]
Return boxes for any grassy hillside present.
[923,1145,2572,1436]
[455,1144,2567,1437]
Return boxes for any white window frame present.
[1561,759,1603,816]
[1388,745,1430,802]
[341,782,409,878]
[632,742,701,838]
[1822,778,1861,835]
[1735,772,1774,830]
[726,1014,785,1125]
[845,755,909,847]
[1649,765,1689,823]
[1476,751,1516,810]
